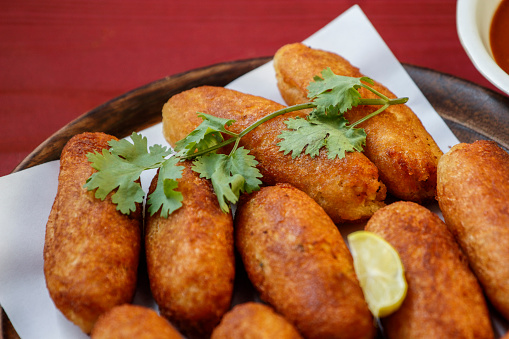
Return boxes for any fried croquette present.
[91,304,183,339]
[235,184,375,339]
[162,85,386,223]
[437,140,509,320]
[273,42,443,203]
[43,132,142,334]
[365,201,494,339]
[145,161,235,338]
[211,302,303,339]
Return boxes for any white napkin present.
[0,5,459,338]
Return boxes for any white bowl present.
[457,0,509,95]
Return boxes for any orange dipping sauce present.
[490,0,509,74]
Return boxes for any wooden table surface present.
[0,0,503,177]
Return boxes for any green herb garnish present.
[84,133,178,215]
[84,68,408,217]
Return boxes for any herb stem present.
[238,102,316,138]
[358,98,387,106]
[222,130,239,137]
[349,103,390,128]
[180,138,235,159]
[359,97,408,106]
[353,87,408,128]
[388,97,409,105]
[361,83,390,101]
[229,137,242,157]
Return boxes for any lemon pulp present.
[347,230,407,318]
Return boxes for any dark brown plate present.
[3,58,509,339]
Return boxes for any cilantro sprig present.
[84,68,408,217]
[277,68,408,158]
[84,133,183,216]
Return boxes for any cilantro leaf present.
[192,154,239,212]
[277,114,366,159]
[84,149,146,214]
[227,147,262,194]
[307,67,374,115]
[174,113,236,156]
[146,156,185,218]
[192,147,262,212]
[84,132,172,214]
[109,132,173,164]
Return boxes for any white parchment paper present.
[0,5,461,338]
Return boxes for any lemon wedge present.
[347,230,407,318]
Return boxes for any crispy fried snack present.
[43,132,142,334]
[162,85,386,223]
[273,42,443,203]
[437,140,509,320]
[235,184,375,339]
[211,302,303,339]
[365,201,494,339]
[91,304,183,339]
[145,161,235,338]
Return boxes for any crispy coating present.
[91,304,183,339]
[365,201,494,339]
[234,184,375,339]
[145,161,235,338]
[43,132,142,334]
[162,85,386,223]
[273,42,443,203]
[437,140,509,320]
[211,302,303,339]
